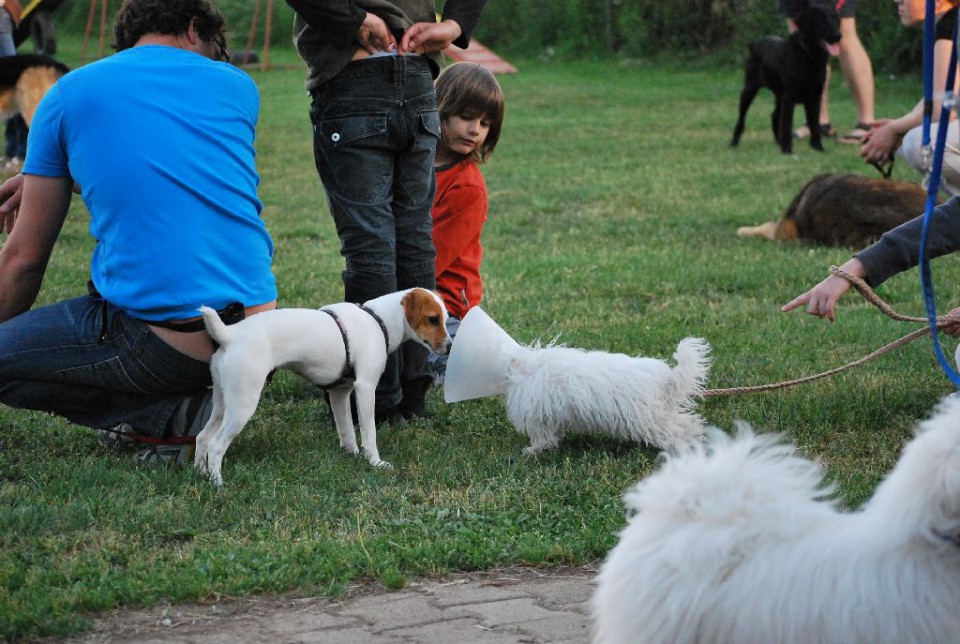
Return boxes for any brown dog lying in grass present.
[737,173,934,248]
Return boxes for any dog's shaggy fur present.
[505,337,710,454]
[592,397,960,643]
[737,173,930,247]
[731,0,840,154]
[0,54,68,127]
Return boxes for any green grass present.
[2,40,958,639]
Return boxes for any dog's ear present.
[401,289,426,325]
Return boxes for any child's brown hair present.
[435,63,505,164]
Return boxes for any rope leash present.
[704,266,958,398]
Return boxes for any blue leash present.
[919,0,960,386]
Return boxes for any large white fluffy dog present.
[194,288,451,486]
[592,397,960,644]
[506,337,711,454]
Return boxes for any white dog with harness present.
[193,288,451,486]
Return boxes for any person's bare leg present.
[819,65,832,127]
[838,17,875,129]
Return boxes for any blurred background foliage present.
[45,0,921,72]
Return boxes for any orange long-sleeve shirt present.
[432,159,488,320]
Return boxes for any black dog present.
[731,0,840,154]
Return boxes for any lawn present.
[2,42,958,639]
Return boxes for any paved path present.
[68,566,598,643]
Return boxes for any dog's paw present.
[369,458,393,469]
[522,446,542,456]
[340,442,360,455]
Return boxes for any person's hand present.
[941,306,960,337]
[400,19,462,54]
[357,12,397,54]
[859,119,901,165]
[781,258,867,321]
[781,274,852,321]
[0,172,24,234]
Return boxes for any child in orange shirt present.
[429,62,505,383]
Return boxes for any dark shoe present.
[793,122,836,140]
[135,391,213,466]
[399,376,433,421]
[98,422,137,447]
[838,122,870,144]
[376,404,408,427]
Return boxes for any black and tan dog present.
[731,0,840,154]
[737,173,934,248]
[0,54,68,127]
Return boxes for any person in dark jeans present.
[0,0,278,465]
[285,0,488,424]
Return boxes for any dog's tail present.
[199,305,234,346]
[668,337,711,403]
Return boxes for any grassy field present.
[2,40,958,639]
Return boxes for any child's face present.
[441,112,491,158]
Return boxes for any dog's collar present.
[356,303,390,353]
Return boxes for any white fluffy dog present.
[505,337,711,454]
[592,397,960,644]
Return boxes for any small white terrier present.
[194,288,451,486]
[592,397,960,644]
[506,337,711,454]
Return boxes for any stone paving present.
[67,566,598,643]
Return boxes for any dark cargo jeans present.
[310,54,439,412]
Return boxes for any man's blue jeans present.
[310,54,439,411]
[0,296,212,437]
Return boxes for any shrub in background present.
[473,0,921,72]
[42,0,922,72]
[40,0,298,54]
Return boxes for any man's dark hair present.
[114,0,229,61]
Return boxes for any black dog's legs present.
[802,96,823,151]
[775,96,795,154]
[731,82,759,147]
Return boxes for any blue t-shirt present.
[25,45,277,321]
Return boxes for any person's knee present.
[899,129,925,171]
[838,18,863,51]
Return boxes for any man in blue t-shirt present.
[0,0,278,465]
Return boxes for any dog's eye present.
[428,315,441,326]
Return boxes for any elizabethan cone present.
[443,307,521,403]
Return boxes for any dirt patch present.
[59,565,599,643]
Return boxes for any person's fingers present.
[400,24,423,52]
[781,294,810,313]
